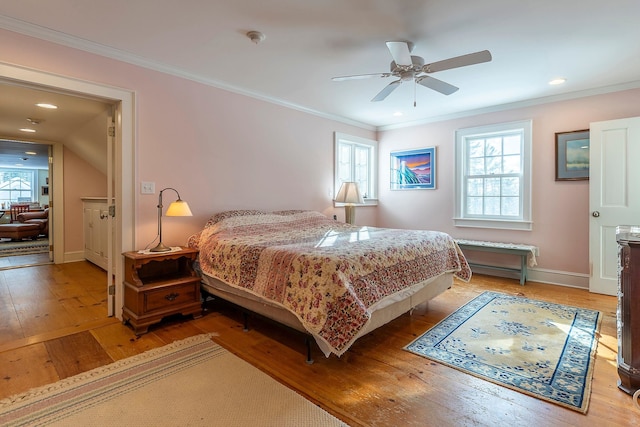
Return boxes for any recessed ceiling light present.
[25,151,37,155]
[19,128,36,133]
[549,78,566,85]
[36,103,58,109]
[393,111,403,117]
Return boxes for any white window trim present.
[334,132,378,206]
[454,120,532,231]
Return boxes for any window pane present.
[501,197,520,216]
[485,156,502,174]
[469,158,485,175]
[501,177,520,196]
[486,138,502,156]
[467,197,483,215]
[468,139,484,158]
[484,197,500,215]
[503,135,521,155]
[467,178,483,196]
[503,154,521,173]
[484,178,500,196]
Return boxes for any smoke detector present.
[246,31,266,44]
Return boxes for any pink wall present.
[0,29,376,251]
[378,89,640,275]
[63,147,107,251]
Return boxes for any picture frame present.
[41,186,49,196]
[555,130,590,181]
[390,147,436,190]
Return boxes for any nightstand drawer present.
[145,282,198,312]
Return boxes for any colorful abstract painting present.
[390,147,436,190]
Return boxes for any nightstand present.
[122,247,201,335]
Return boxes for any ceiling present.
[0,0,639,134]
[0,84,111,169]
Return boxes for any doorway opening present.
[0,140,52,269]
[0,61,135,321]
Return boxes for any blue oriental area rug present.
[405,291,602,413]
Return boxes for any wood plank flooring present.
[0,262,638,426]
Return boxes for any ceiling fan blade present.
[371,80,402,102]
[386,41,413,66]
[332,73,391,81]
[417,75,459,95]
[423,50,492,73]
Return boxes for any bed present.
[187,210,471,359]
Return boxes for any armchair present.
[17,208,49,236]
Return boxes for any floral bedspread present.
[188,210,471,356]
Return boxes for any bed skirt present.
[199,272,454,357]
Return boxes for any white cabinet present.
[82,197,111,270]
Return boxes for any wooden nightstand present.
[122,247,201,335]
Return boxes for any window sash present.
[455,120,532,231]
[0,169,37,207]
[334,133,377,201]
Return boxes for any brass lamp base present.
[150,242,172,252]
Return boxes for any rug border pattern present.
[0,334,218,426]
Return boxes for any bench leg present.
[520,255,527,285]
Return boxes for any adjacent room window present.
[334,132,377,203]
[0,169,37,208]
[454,120,532,230]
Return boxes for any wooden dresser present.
[616,226,640,395]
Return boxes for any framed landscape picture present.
[555,130,590,181]
[390,147,436,190]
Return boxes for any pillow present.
[204,210,267,228]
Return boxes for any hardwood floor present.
[1,262,638,426]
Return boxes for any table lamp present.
[335,182,364,224]
[150,187,193,252]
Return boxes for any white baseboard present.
[528,268,589,289]
[470,266,589,290]
[63,250,86,264]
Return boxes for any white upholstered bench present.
[455,240,538,285]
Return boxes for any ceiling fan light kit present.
[332,41,492,103]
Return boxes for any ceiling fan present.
[332,41,492,103]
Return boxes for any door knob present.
[592,211,600,217]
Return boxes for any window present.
[454,120,532,230]
[0,169,37,208]
[334,132,377,203]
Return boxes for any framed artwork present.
[41,186,49,196]
[555,130,590,181]
[390,147,436,190]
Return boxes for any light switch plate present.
[141,181,155,194]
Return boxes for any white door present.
[589,117,640,295]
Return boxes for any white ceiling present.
[0,83,111,169]
[1,0,639,134]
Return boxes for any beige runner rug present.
[0,334,347,426]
